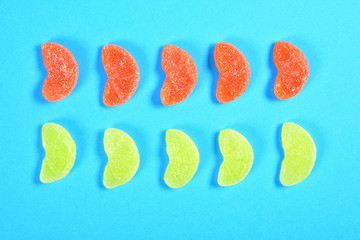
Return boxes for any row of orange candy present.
[41,41,309,106]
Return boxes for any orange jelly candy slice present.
[160,45,198,106]
[273,41,309,100]
[102,44,140,107]
[215,42,250,103]
[42,43,79,102]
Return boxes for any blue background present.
[0,0,359,239]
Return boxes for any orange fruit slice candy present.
[160,45,198,106]
[102,44,140,107]
[273,41,309,100]
[215,42,251,103]
[42,43,79,102]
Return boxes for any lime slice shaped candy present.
[217,129,253,186]
[280,122,316,186]
[40,123,76,183]
[164,129,199,188]
[103,128,140,189]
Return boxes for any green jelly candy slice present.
[40,123,76,183]
[164,129,199,188]
[103,128,139,189]
[280,122,316,186]
[218,129,253,186]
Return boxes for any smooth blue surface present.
[0,1,359,239]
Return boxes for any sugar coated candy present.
[102,44,140,107]
[103,128,139,188]
[164,129,199,188]
[218,129,253,186]
[215,42,251,103]
[40,123,76,183]
[280,122,316,186]
[273,41,309,100]
[41,43,79,102]
[160,45,198,106]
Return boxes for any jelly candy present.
[41,43,79,102]
[102,44,140,107]
[40,123,76,183]
[217,129,253,186]
[215,42,250,103]
[164,129,199,188]
[160,45,198,106]
[280,123,316,186]
[273,41,309,100]
[103,128,139,188]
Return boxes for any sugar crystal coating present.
[103,128,139,188]
[160,45,198,106]
[280,122,316,186]
[218,129,253,186]
[40,123,76,183]
[164,129,199,188]
[102,44,140,107]
[42,43,79,102]
[273,41,309,100]
[215,42,250,103]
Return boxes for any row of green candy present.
[40,122,316,188]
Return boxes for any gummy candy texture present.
[164,129,199,188]
[160,45,198,106]
[103,128,139,188]
[273,41,309,100]
[42,43,79,102]
[40,123,76,183]
[280,123,316,186]
[218,129,253,186]
[102,44,140,107]
[215,42,250,103]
